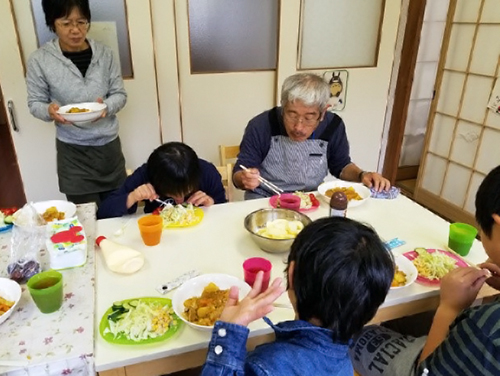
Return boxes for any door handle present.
[7,100,19,132]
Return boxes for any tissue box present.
[46,218,87,270]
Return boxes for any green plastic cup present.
[448,223,478,256]
[27,270,63,314]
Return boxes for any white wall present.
[1,0,403,202]
[276,0,402,174]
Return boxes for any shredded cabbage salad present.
[104,300,177,341]
[160,203,196,226]
[412,248,457,280]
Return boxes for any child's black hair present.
[286,216,394,343]
[476,165,500,237]
[146,142,201,198]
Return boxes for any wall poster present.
[322,70,348,111]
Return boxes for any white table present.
[0,204,96,376]
[94,195,498,376]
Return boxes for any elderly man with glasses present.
[233,73,390,200]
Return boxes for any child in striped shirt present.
[350,165,500,376]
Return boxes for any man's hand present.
[361,172,391,192]
[234,168,261,190]
[48,103,72,124]
[127,183,158,209]
[219,271,285,327]
[478,261,500,290]
[439,267,490,314]
[186,190,214,207]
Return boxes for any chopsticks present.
[239,165,284,196]
[273,302,293,309]
[444,246,492,277]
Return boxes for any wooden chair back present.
[219,145,240,166]
[215,163,233,202]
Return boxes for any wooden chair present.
[216,163,233,202]
[219,145,240,166]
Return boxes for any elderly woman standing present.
[26,0,127,206]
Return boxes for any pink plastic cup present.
[243,257,272,292]
[278,193,301,211]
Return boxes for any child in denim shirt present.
[201,216,395,375]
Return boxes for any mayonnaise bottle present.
[95,236,144,274]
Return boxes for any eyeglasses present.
[56,20,89,31]
[283,110,321,126]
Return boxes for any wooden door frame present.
[0,86,26,207]
[382,0,428,184]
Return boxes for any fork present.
[155,198,174,207]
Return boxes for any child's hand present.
[219,271,285,327]
[478,261,500,290]
[439,267,490,314]
[127,183,158,208]
[186,190,214,207]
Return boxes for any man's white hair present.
[280,73,330,111]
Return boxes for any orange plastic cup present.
[138,215,163,246]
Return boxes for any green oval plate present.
[99,297,182,344]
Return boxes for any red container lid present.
[95,236,107,246]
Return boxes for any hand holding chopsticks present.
[239,165,284,196]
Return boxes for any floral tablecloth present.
[0,204,96,376]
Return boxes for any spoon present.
[113,218,133,237]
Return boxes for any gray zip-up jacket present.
[26,38,127,146]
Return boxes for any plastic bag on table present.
[8,203,44,282]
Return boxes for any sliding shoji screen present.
[416,0,500,224]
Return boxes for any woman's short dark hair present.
[147,142,201,198]
[476,165,500,238]
[286,216,394,343]
[42,0,91,32]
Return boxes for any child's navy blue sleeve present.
[97,165,148,219]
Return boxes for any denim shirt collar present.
[263,317,351,358]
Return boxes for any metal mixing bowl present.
[244,208,312,253]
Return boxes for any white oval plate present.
[57,102,107,124]
[172,273,251,331]
[0,278,22,325]
[317,180,370,208]
[390,255,418,290]
[32,200,77,220]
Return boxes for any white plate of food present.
[32,200,77,222]
[172,273,251,331]
[0,278,22,325]
[391,255,418,289]
[317,180,371,208]
[57,102,107,124]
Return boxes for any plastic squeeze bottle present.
[330,191,348,217]
[95,236,144,274]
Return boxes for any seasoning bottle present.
[329,191,348,217]
[95,236,144,274]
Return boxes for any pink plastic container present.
[243,257,272,292]
[277,193,301,210]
